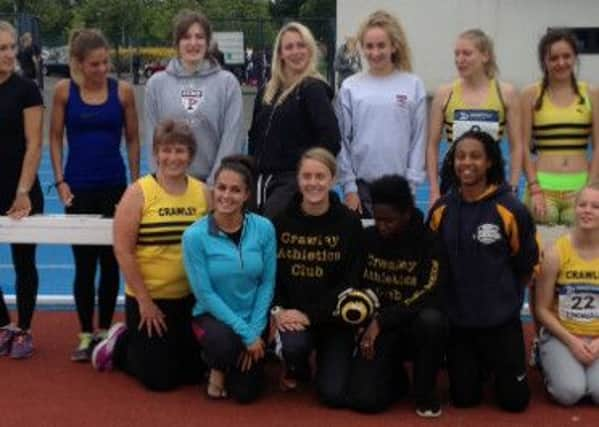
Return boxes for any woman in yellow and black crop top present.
[91,119,211,392]
[522,29,599,226]
[535,183,599,406]
[427,29,523,205]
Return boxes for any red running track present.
[1,312,597,427]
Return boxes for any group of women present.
[0,4,597,416]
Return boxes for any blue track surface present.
[1,142,520,297]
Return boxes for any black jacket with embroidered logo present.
[272,191,363,324]
[427,184,539,328]
[248,77,341,175]
[362,209,446,330]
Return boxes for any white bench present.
[1,215,561,314]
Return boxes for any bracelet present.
[54,180,65,188]
[527,180,539,188]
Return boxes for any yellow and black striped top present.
[553,234,599,336]
[533,81,592,154]
[127,174,208,299]
[443,78,506,143]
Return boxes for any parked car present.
[143,60,167,78]
[42,46,70,77]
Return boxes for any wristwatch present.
[270,305,282,316]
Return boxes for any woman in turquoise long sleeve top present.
[182,156,276,403]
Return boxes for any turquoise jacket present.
[182,212,277,345]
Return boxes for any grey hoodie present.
[144,58,244,184]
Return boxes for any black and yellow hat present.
[333,288,380,326]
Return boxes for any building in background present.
[336,0,599,91]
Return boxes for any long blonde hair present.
[357,10,412,72]
[458,29,498,79]
[263,22,325,106]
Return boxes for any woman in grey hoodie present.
[144,10,244,185]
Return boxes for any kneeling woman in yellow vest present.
[522,29,599,226]
[535,183,599,406]
[91,120,211,391]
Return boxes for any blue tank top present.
[65,78,126,190]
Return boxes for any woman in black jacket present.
[270,148,363,407]
[428,130,539,412]
[248,22,340,219]
[346,175,447,417]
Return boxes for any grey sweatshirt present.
[335,71,427,193]
[144,58,244,184]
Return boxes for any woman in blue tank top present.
[49,29,140,362]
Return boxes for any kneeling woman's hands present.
[273,309,311,332]
[238,338,265,372]
[138,298,167,338]
[360,318,381,360]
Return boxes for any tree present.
[269,0,304,18]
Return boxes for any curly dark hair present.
[440,129,505,192]
[369,174,414,213]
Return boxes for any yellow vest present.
[126,175,208,299]
[532,81,592,154]
[553,234,599,336]
[443,78,506,143]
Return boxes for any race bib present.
[453,109,500,141]
[558,285,599,323]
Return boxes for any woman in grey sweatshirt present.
[144,10,244,185]
[336,10,427,218]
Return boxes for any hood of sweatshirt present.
[446,183,510,205]
[166,57,221,79]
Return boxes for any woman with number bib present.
[427,29,522,205]
[535,183,599,406]
[522,29,599,226]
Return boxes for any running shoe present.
[416,401,442,418]
[71,332,94,362]
[92,322,126,372]
[0,327,15,356]
[10,331,33,359]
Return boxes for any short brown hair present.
[153,119,197,160]
[172,9,212,53]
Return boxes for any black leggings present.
[0,180,43,330]
[279,323,355,408]
[66,186,124,332]
[346,308,448,413]
[195,315,265,404]
[447,316,530,412]
[113,295,204,391]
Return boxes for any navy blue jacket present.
[427,184,539,327]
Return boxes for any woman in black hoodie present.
[248,22,340,219]
[271,148,363,407]
[428,130,539,412]
[347,175,447,417]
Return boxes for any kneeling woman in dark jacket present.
[271,147,363,407]
[346,175,447,417]
[428,130,539,412]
